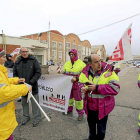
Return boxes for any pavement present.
[13,63,140,140]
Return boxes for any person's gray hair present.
[20,47,29,52]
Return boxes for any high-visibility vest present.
[63,59,86,76]
[138,73,140,81]
[79,70,119,98]
[117,65,120,68]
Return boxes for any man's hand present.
[88,84,96,91]
[71,77,77,83]
[18,78,25,84]
[81,87,87,93]
[26,85,32,92]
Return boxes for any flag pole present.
[29,92,51,122]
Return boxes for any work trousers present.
[22,93,41,121]
[68,88,84,116]
[87,109,108,140]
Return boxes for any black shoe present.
[17,99,21,102]
[33,120,41,127]
[22,117,30,125]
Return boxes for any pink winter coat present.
[79,62,120,120]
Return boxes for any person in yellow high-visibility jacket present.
[0,48,31,140]
[63,49,86,121]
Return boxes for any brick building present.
[0,30,91,65]
[22,30,91,64]
[0,34,47,65]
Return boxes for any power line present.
[78,13,140,36]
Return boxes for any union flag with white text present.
[109,24,133,61]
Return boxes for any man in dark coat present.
[4,54,14,68]
[83,56,89,65]
[13,47,41,127]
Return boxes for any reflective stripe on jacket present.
[0,64,28,140]
[63,59,86,76]
[63,59,86,90]
[138,74,140,88]
[79,63,120,120]
[138,114,140,129]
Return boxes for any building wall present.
[82,40,91,59]
[0,44,20,61]
[50,32,63,62]
[0,35,48,65]
[91,45,106,61]
[65,34,82,61]
[22,30,92,64]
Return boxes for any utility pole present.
[2,30,6,52]
[2,30,4,50]
[47,20,50,61]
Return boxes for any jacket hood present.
[69,49,78,63]
[6,54,12,60]
[81,62,114,78]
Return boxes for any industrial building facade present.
[22,30,91,64]
[0,31,108,65]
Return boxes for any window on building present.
[34,55,42,65]
[78,45,81,59]
[58,43,63,60]
[86,47,88,56]
[58,43,62,50]
[82,46,85,60]
[73,44,76,49]
[52,41,57,49]
[66,42,71,61]
[89,48,91,55]
[59,51,62,60]
[52,51,57,60]
[52,41,57,60]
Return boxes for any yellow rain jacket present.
[0,64,28,140]
[63,59,86,76]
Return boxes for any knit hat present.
[0,48,6,58]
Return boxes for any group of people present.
[1,47,139,140]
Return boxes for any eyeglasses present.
[21,51,28,54]
[69,54,74,56]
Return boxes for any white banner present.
[7,68,72,113]
[38,74,72,113]
[8,68,13,78]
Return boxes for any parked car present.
[46,61,55,66]
[122,61,126,64]
[136,63,140,68]
[133,61,140,66]
[126,61,132,64]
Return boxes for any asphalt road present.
[13,64,140,140]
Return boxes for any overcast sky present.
[1,0,140,55]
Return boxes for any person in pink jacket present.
[79,54,120,140]
[63,49,86,121]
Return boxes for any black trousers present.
[87,109,108,140]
